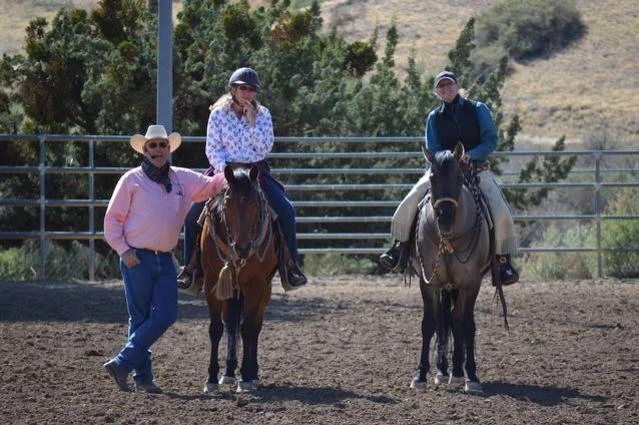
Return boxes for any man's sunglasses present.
[234,84,257,92]
[146,141,168,149]
[436,81,456,89]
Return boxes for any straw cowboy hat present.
[130,125,182,154]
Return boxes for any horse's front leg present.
[220,296,241,386]
[237,298,267,393]
[411,282,437,390]
[204,298,224,394]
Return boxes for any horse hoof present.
[464,380,484,394]
[236,379,259,393]
[448,375,465,388]
[410,376,426,391]
[434,371,448,386]
[218,375,236,386]
[203,381,219,394]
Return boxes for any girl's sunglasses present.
[234,84,257,92]
[146,141,168,149]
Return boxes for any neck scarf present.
[141,156,172,193]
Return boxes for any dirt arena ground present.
[1,275,637,424]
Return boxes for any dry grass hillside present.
[321,0,639,143]
[1,0,638,142]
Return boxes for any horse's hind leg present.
[449,289,466,387]
[220,296,241,385]
[461,287,482,393]
[434,290,451,385]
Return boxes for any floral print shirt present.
[205,104,275,174]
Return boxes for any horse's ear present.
[421,145,435,164]
[452,142,465,161]
[224,165,235,183]
[249,164,259,182]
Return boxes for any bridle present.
[416,167,485,285]
[432,196,459,211]
[207,183,273,272]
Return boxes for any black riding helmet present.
[228,67,260,91]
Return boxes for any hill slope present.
[321,0,639,142]
[1,0,637,141]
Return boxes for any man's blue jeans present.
[183,172,299,265]
[111,249,177,384]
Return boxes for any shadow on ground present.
[0,280,344,323]
[482,381,607,406]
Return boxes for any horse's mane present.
[211,168,256,216]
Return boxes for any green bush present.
[476,0,585,60]
[0,240,120,281]
[303,253,373,276]
[602,189,639,278]
[0,242,39,280]
[525,223,595,280]
[469,44,507,82]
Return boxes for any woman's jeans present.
[183,172,299,265]
[112,249,177,384]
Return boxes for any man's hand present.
[121,248,140,268]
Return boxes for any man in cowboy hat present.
[102,124,226,393]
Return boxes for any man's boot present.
[379,240,408,272]
[496,254,519,285]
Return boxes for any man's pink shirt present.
[104,167,225,256]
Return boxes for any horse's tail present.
[215,263,236,300]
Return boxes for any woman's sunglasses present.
[146,141,168,149]
[234,84,257,92]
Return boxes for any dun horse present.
[199,164,278,393]
[410,143,499,393]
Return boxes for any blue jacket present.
[425,95,498,162]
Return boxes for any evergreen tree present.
[0,1,576,259]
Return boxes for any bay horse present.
[199,164,278,393]
[409,142,504,394]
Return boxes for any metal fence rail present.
[1,134,638,280]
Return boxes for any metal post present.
[88,139,95,281]
[39,135,46,280]
[157,0,173,133]
[594,152,602,278]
